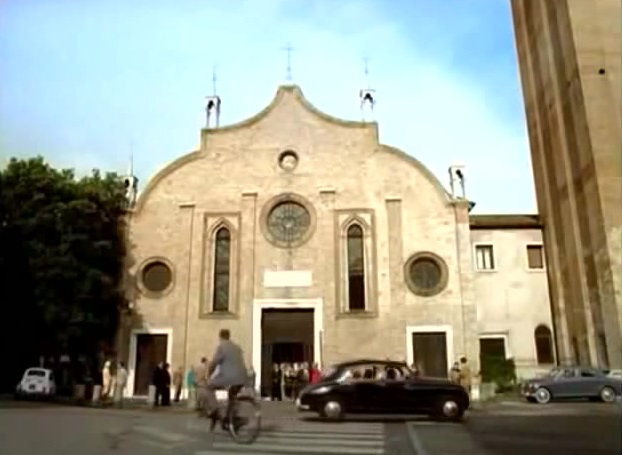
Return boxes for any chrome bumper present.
[295,397,310,411]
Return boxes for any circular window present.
[278,150,299,171]
[141,261,173,294]
[404,252,448,297]
[261,194,316,248]
[267,201,310,243]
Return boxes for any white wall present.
[470,228,555,379]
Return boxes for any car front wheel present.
[319,399,345,421]
[433,396,465,422]
[599,386,616,403]
[534,387,552,404]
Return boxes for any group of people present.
[270,362,321,401]
[151,362,185,406]
[100,360,128,405]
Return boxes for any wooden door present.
[411,332,448,378]
[134,334,168,395]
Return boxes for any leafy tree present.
[0,157,129,389]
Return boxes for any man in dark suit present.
[203,329,248,420]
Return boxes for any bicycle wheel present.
[227,396,261,444]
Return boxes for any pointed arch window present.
[346,224,366,311]
[534,324,554,364]
[212,227,231,312]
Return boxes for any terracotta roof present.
[469,214,542,229]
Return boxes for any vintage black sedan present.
[296,359,469,422]
[520,366,622,404]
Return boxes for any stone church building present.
[118,85,556,397]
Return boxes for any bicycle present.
[199,385,262,444]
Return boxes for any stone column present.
[240,191,258,368]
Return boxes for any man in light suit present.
[203,329,248,420]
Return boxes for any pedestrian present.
[195,357,209,414]
[152,362,164,406]
[173,366,183,402]
[101,360,113,404]
[271,363,282,400]
[186,365,196,407]
[449,361,461,384]
[114,361,128,407]
[309,363,321,384]
[458,357,472,397]
[162,363,172,406]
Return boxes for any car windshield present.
[26,370,46,377]
[321,365,340,381]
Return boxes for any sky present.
[0,0,537,214]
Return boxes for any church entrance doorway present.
[260,309,314,397]
[133,333,168,395]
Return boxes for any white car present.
[15,368,57,399]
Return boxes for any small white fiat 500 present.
[15,368,57,399]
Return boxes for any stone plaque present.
[263,270,312,288]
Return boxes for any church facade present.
[118,85,555,397]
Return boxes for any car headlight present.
[309,386,331,394]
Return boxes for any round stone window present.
[261,194,316,249]
[278,150,299,171]
[141,260,173,294]
[404,252,448,297]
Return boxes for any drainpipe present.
[452,200,468,358]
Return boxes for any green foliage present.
[0,157,129,387]
[480,355,517,391]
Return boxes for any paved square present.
[1,400,620,455]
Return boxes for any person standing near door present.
[161,363,172,406]
[458,357,472,396]
[271,363,282,401]
[152,362,165,406]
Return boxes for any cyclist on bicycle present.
[202,329,248,422]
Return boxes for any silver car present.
[520,366,622,404]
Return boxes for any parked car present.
[296,359,469,422]
[15,367,57,399]
[520,366,622,404]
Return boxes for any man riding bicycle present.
[199,329,249,423]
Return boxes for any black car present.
[296,359,469,422]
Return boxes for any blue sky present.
[0,0,536,214]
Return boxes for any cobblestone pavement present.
[1,399,620,455]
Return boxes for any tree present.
[0,157,128,389]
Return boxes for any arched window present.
[346,224,366,311]
[212,227,231,312]
[534,324,554,364]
